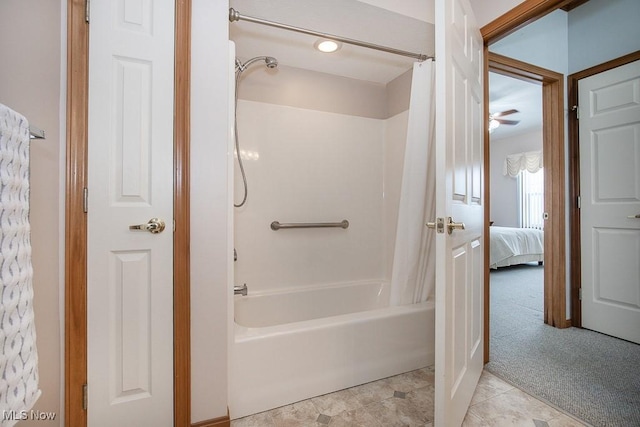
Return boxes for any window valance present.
[503,150,543,178]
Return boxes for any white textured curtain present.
[503,150,543,178]
[390,60,436,306]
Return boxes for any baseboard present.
[191,409,230,427]
[565,318,572,328]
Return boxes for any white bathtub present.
[229,281,435,419]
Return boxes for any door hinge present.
[85,0,90,23]
[83,187,88,213]
[82,383,88,410]
[579,288,582,301]
[577,196,581,209]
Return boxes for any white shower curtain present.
[389,60,436,306]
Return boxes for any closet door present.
[87,1,175,425]
[579,59,640,344]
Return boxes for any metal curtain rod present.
[229,8,432,62]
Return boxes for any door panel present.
[434,0,484,425]
[87,0,175,425]
[579,59,640,344]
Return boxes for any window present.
[519,168,544,229]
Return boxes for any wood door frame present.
[567,50,640,327]
[481,0,574,362]
[64,1,191,426]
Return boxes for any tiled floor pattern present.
[230,367,587,427]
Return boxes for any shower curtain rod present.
[229,8,433,62]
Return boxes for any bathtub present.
[228,281,435,419]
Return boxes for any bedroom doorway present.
[486,52,567,334]
[488,69,547,355]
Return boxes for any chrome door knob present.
[129,218,166,234]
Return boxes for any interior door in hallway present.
[579,59,640,344]
[87,0,175,424]
[434,0,484,425]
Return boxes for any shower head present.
[236,56,278,73]
[265,56,278,69]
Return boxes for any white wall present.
[190,0,231,422]
[234,101,387,292]
[357,0,435,23]
[490,130,543,227]
[0,1,64,425]
[469,0,526,28]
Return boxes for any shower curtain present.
[389,60,436,306]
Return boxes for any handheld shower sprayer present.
[235,56,278,73]
[233,55,278,208]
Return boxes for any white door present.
[579,60,640,344]
[87,1,175,425]
[433,0,484,425]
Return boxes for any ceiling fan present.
[489,109,520,132]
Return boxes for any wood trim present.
[561,0,590,12]
[543,73,567,327]
[65,0,88,424]
[566,50,640,328]
[65,1,191,425]
[488,52,563,84]
[483,44,491,364]
[567,68,580,328]
[192,411,231,427]
[481,0,574,44]
[174,1,192,426]
[487,53,567,328]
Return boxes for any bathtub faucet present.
[234,283,248,296]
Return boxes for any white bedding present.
[490,226,544,269]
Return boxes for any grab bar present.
[270,220,349,231]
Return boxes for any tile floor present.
[230,366,587,427]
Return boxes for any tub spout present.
[234,283,248,296]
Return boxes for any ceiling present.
[229,0,435,84]
[488,72,543,140]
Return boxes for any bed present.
[490,226,544,269]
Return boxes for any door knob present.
[447,217,465,235]
[129,218,166,234]
[628,214,640,219]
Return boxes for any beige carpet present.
[486,264,640,427]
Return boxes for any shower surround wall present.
[233,66,412,293]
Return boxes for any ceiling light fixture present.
[314,39,341,53]
[489,119,501,133]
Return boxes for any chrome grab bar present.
[270,220,349,231]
